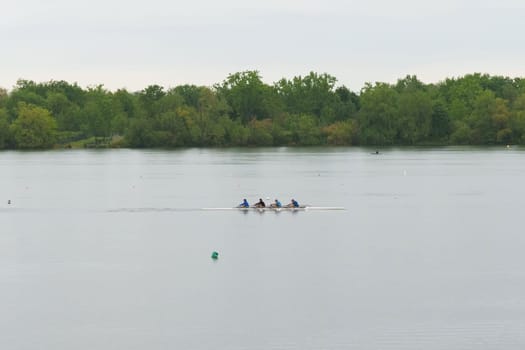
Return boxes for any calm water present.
[1,147,525,349]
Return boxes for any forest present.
[0,71,524,149]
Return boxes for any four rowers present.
[238,198,298,208]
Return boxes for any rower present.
[254,198,266,208]
[238,198,249,208]
[270,199,282,208]
[286,199,299,208]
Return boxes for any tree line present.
[0,71,524,149]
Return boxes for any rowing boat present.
[201,206,345,211]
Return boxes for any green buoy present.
[211,251,219,260]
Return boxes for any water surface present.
[1,147,525,349]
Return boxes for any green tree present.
[46,92,81,131]
[275,72,338,123]
[173,85,201,108]
[438,74,486,111]
[358,83,399,145]
[468,91,511,144]
[323,120,354,145]
[429,101,450,142]
[283,114,322,145]
[393,76,433,144]
[6,90,46,119]
[221,117,249,145]
[111,89,139,135]
[81,86,113,137]
[10,103,57,148]
[450,121,473,144]
[248,119,274,146]
[509,93,525,143]
[0,88,8,108]
[333,86,359,121]
[154,108,190,147]
[112,89,138,118]
[179,87,229,146]
[126,117,156,147]
[45,80,85,106]
[138,85,166,119]
[396,90,432,144]
[216,71,279,123]
[0,108,12,148]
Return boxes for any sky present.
[1,0,524,92]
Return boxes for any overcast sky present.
[1,0,524,92]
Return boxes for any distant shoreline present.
[1,72,524,150]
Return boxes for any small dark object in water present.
[211,251,219,260]
[7,200,11,205]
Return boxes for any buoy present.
[211,251,219,260]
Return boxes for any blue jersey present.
[239,199,249,207]
[292,200,299,207]
[275,200,282,208]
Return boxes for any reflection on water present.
[1,147,525,350]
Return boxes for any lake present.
[1,147,525,349]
